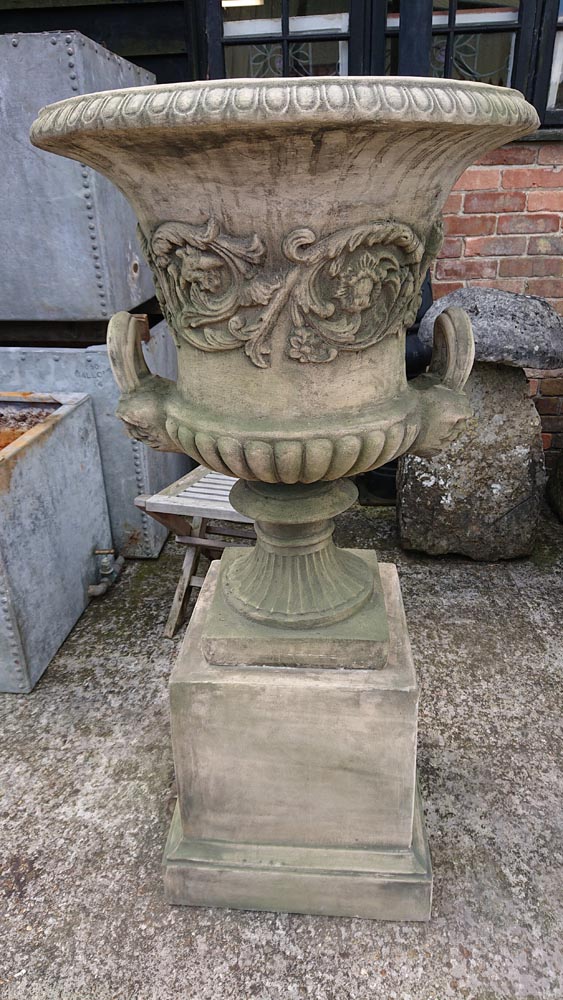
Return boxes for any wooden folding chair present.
[136,466,255,637]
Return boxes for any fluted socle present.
[223,546,375,628]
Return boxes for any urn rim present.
[30,75,539,151]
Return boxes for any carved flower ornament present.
[138,216,442,368]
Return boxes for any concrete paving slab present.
[1,507,562,999]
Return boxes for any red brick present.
[521,277,563,298]
[438,237,463,258]
[541,415,563,432]
[443,193,463,213]
[432,281,465,297]
[527,367,563,377]
[497,258,532,277]
[528,235,563,255]
[547,298,563,316]
[468,277,523,293]
[453,167,501,191]
[497,213,560,235]
[465,235,527,257]
[528,378,540,396]
[535,396,561,415]
[464,191,526,214]
[443,214,496,237]
[503,166,563,189]
[527,189,563,212]
[542,433,553,449]
[479,145,538,166]
[551,433,563,448]
[499,256,563,278]
[435,258,497,280]
[482,278,525,295]
[534,257,563,276]
[538,144,563,165]
[540,377,563,395]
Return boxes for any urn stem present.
[223,479,375,629]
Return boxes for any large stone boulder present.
[419,287,563,369]
[397,363,545,561]
[397,288,563,560]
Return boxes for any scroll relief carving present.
[138,217,442,368]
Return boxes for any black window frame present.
[528,0,563,126]
[194,0,561,130]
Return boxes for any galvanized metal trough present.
[0,392,112,693]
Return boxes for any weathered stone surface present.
[30,78,536,484]
[397,363,545,560]
[419,287,563,369]
[164,560,431,920]
[28,77,539,923]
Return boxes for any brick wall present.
[433,140,563,470]
[527,369,563,474]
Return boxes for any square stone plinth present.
[164,560,432,921]
[202,548,389,669]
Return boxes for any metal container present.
[0,30,155,321]
[0,321,190,557]
[0,392,112,693]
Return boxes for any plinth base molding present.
[163,789,432,921]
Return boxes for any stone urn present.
[31,77,538,920]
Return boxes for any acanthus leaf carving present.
[139,218,283,368]
[139,217,443,368]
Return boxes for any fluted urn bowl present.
[31,77,538,485]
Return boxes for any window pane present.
[456,1,519,25]
[288,1,349,36]
[430,31,515,83]
[385,34,399,74]
[386,1,399,29]
[288,13,349,34]
[224,42,283,76]
[548,31,563,109]
[451,31,515,86]
[430,34,448,77]
[388,2,520,28]
[222,0,282,38]
[289,39,346,75]
[289,0,349,16]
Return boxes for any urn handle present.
[409,306,475,457]
[428,306,474,391]
[107,311,153,393]
[106,310,183,453]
